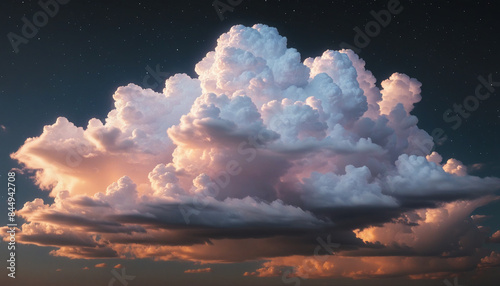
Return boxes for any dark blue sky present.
[0,1,499,285]
[2,0,499,174]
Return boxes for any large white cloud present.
[7,24,500,279]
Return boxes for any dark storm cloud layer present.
[5,24,500,278]
[39,212,147,234]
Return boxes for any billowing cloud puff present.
[7,24,500,280]
[490,231,500,243]
[245,254,485,280]
[11,74,201,196]
[353,198,494,257]
[301,165,398,208]
[379,73,422,115]
[478,252,500,269]
[385,155,497,201]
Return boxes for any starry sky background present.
[0,0,499,285]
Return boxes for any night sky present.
[1,1,499,285]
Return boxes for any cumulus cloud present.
[490,231,500,243]
[379,73,422,115]
[246,254,484,280]
[478,252,500,269]
[7,24,500,280]
[353,198,493,257]
[443,158,467,176]
[385,155,497,201]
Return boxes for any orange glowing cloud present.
[249,255,482,280]
[353,197,494,254]
[490,230,500,243]
[184,268,212,274]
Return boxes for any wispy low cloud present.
[184,268,212,274]
[489,231,500,243]
[252,252,500,280]
[95,263,107,268]
[5,24,500,280]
